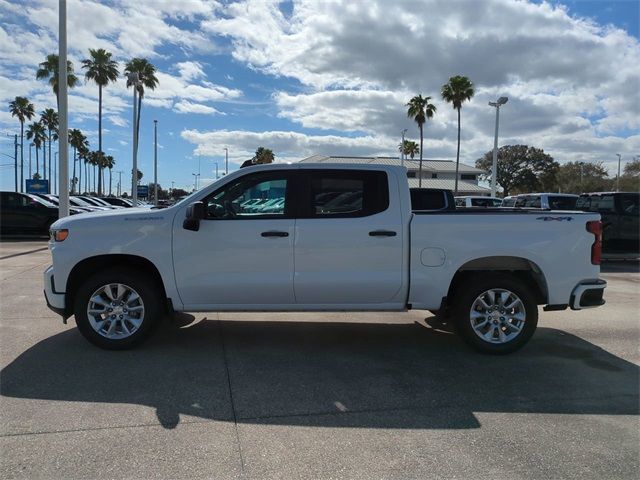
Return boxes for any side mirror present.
[183,201,205,231]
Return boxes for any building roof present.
[407,178,490,194]
[300,155,485,174]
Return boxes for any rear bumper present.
[570,279,607,310]
[43,265,68,318]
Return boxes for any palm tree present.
[25,122,46,179]
[254,146,275,164]
[82,49,119,196]
[40,109,58,191]
[406,95,437,187]
[124,58,159,155]
[69,129,88,194]
[441,75,475,194]
[399,140,420,160]
[9,96,35,192]
[36,54,79,108]
[104,155,115,196]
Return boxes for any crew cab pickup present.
[44,164,607,353]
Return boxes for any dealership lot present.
[0,241,638,479]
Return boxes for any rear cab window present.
[548,196,578,210]
[300,169,389,218]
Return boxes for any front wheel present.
[452,274,538,354]
[73,268,162,350]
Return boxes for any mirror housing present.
[183,201,205,231]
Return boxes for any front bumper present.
[570,279,607,310]
[43,265,68,319]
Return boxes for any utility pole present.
[14,134,18,192]
[58,0,69,217]
[616,153,622,192]
[400,129,407,168]
[224,147,228,175]
[154,119,158,206]
[117,170,123,196]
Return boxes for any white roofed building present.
[299,155,491,196]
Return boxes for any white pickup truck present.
[44,163,606,354]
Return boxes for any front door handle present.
[369,230,397,237]
[261,231,289,237]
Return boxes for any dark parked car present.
[576,192,639,253]
[1,191,62,236]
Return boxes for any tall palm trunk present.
[136,90,143,158]
[48,128,52,192]
[109,169,112,196]
[19,122,24,192]
[35,147,39,177]
[72,147,77,194]
[454,108,461,194]
[42,139,46,182]
[97,84,103,196]
[419,124,423,188]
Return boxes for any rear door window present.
[301,170,389,218]
[620,194,639,215]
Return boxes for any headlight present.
[50,229,69,242]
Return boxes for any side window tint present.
[597,195,615,212]
[306,171,389,218]
[204,175,288,219]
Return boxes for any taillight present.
[586,221,602,265]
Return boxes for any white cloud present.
[108,115,128,127]
[174,101,224,115]
[175,61,206,81]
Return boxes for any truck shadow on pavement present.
[2,316,638,430]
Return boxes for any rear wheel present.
[452,274,538,354]
[73,268,162,350]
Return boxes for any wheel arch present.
[66,254,170,315]
[445,256,548,307]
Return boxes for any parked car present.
[45,164,606,354]
[513,193,579,210]
[77,196,122,209]
[100,197,134,208]
[0,191,81,236]
[501,196,517,207]
[576,192,639,253]
[455,196,503,208]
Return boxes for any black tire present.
[73,267,162,350]
[451,273,538,354]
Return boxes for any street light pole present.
[400,129,407,168]
[54,151,58,195]
[13,134,18,192]
[224,147,228,175]
[616,153,621,192]
[58,0,69,217]
[154,119,158,206]
[214,162,218,179]
[116,170,123,197]
[488,96,509,197]
[192,173,200,191]
[29,143,33,180]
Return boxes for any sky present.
[1,0,639,193]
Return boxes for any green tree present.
[254,146,275,164]
[40,109,58,188]
[441,75,475,194]
[556,161,611,194]
[619,158,640,192]
[475,145,559,196]
[398,139,419,159]
[68,129,88,194]
[406,94,436,186]
[35,54,79,108]
[124,58,159,156]
[82,48,119,196]
[25,122,46,179]
[171,188,189,199]
[9,96,35,191]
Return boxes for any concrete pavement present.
[0,240,638,479]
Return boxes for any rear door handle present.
[261,231,289,237]
[369,230,397,237]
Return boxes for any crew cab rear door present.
[293,168,405,306]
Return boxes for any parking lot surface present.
[0,240,638,479]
